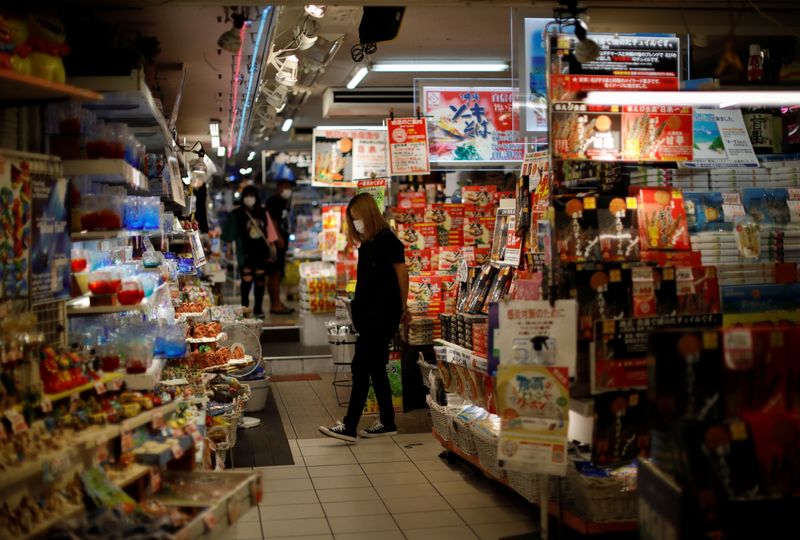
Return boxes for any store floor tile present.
[456,505,535,526]
[374,482,440,499]
[403,525,480,540]
[321,499,389,517]
[229,520,264,539]
[326,514,400,534]
[333,531,405,540]
[392,509,465,530]
[359,461,418,474]
[312,474,372,490]
[258,467,310,480]
[227,392,294,468]
[471,521,539,540]
[315,486,379,503]
[381,494,452,514]
[260,490,319,506]
[366,470,428,486]
[307,464,363,478]
[260,517,331,538]
[262,477,315,492]
[260,502,325,521]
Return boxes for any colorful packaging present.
[556,197,600,262]
[437,247,461,275]
[392,206,425,225]
[592,390,649,467]
[398,191,427,208]
[598,196,640,262]
[684,192,730,232]
[742,188,790,225]
[464,216,495,247]
[636,188,691,251]
[575,268,630,340]
[397,223,439,250]
[463,185,497,207]
[425,203,465,246]
[405,249,433,275]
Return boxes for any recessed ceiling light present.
[584,90,800,107]
[347,66,369,89]
[371,61,509,72]
[304,4,327,18]
[281,118,294,132]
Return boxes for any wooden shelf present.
[431,430,638,535]
[109,463,151,489]
[42,372,124,404]
[19,504,84,540]
[0,69,102,102]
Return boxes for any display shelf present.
[19,504,85,540]
[123,357,167,391]
[431,430,637,535]
[62,159,148,191]
[71,229,161,241]
[433,339,489,373]
[201,356,254,373]
[68,69,174,152]
[41,371,124,404]
[0,68,103,102]
[120,400,179,432]
[186,333,227,344]
[67,283,165,316]
[108,463,151,489]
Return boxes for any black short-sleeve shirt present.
[352,228,405,335]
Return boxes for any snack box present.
[636,188,691,251]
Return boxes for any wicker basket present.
[426,395,452,441]
[567,464,637,522]
[507,470,543,503]
[471,426,506,481]
[450,416,478,455]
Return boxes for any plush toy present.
[26,14,67,83]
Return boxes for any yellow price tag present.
[610,269,621,282]
[583,197,596,210]
[730,421,748,441]
[626,197,638,209]
[629,393,639,406]
[703,331,719,350]
[663,268,675,280]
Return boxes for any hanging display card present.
[496,364,569,476]
[356,178,388,213]
[189,231,206,267]
[31,175,70,305]
[312,126,388,187]
[682,109,760,169]
[387,118,431,175]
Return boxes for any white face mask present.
[280,188,292,200]
[353,219,366,234]
[243,196,256,208]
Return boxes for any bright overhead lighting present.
[584,90,800,108]
[281,118,294,132]
[217,146,226,157]
[210,134,221,149]
[347,66,369,89]
[209,120,220,137]
[304,4,327,18]
[239,167,253,175]
[247,151,256,161]
[371,61,509,73]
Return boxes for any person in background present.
[222,185,280,318]
[265,179,295,314]
[319,193,412,442]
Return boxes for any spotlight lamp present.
[270,50,300,87]
[304,5,327,19]
[296,17,319,51]
[555,0,600,64]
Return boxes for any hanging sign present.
[356,178,388,213]
[189,231,206,267]
[421,86,525,164]
[312,126,388,187]
[30,174,70,305]
[387,117,431,175]
[681,109,760,169]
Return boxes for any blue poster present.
[30,176,70,305]
[522,18,552,134]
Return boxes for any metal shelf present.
[66,283,166,316]
[0,69,102,102]
[63,159,149,191]
[71,229,160,241]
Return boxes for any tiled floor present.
[234,434,539,540]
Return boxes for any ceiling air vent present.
[322,87,414,118]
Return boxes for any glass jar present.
[117,278,145,305]
[123,337,154,374]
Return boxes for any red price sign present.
[387,118,430,176]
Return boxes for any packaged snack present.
[575,268,630,340]
[490,207,514,264]
[483,266,514,313]
[437,247,461,274]
[405,249,433,275]
[598,196,640,262]
[675,266,721,315]
[397,223,438,250]
[392,206,425,225]
[636,188,690,251]
[463,185,497,206]
[464,215,495,247]
[742,188,790,225]
[515,173,531,238]
[555,197,600,262]
[684,192,731,232]
[592,390,649,467]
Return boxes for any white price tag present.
[94,381,107,395]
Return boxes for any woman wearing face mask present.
[265,179,295,315]
[319,193,412,442]
[222,185,280,317]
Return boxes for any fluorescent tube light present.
[347,66,369,89]
[210,134,221,149]
[217,146,226,157]
[247,151,256,161]
[281,118,294,132]
[584,90,800,108]
[209,120,220,137]
[371,61,509,73]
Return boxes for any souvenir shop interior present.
[1,0,800,539]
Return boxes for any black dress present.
[343,228,405,431]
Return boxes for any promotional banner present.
[356,178,388,213]
[496,364,569,476]
[387,118,431,175]
[30,176,70,305]
[364,353,403,414]
[519,17,553,134]
[422,86,525,164]
[552,102,693,162]
[0,153,31,300]
[681,109,760,169]
[312,127,388,187]
[549,33,680,101]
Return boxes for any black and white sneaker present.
[319,422,357,443]
[358,422,398,438]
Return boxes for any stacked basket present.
[567,463,637,522]
[471,423,506,481]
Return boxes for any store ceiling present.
[74,1,800,168]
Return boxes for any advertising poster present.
[356,178,388,213]
[493,299,578,376]
[552,103,621,160]
[422,86,525,164]
[520,17,553,134]
[621,105,693,162]
[496,364,569,476]
[682,109,760,169]
[364,353,403,414]
[320,205,345,262]
[387,118,431,175]
[312,127,388,187]
[31,176,70,305]
[549,34,680,101]
[0,153,31,300]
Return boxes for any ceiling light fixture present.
[209,119,220,137]
[235,5,274,154]
[218,10,247,53]
[304,5,327,19]
[211,134,221,149]
[573,20,600,64]
[281,118,294,132]
[370,61,509,72]
[274,54,300,87]
[296,17,319,51]
[264,84,289,111]
[239,167,253,175]
[584,90,800,108]
[347,65,369,89]
[247,151,256,161]
[217,146,226,157]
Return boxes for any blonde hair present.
[346,193,388,244]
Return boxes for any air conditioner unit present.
[322,87,414,118]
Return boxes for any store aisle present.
[232,435,539,540]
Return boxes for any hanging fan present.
[220,323,265,428]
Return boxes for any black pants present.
[241,255,267,315]
[343,332,396,431]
